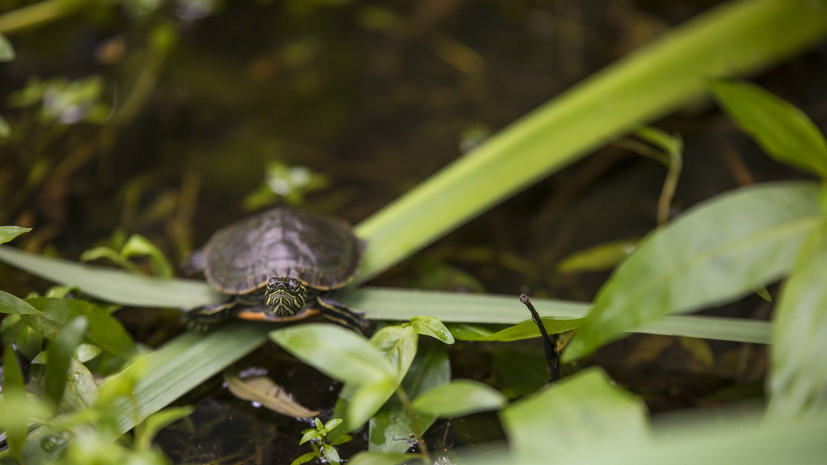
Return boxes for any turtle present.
[185,206,370,335]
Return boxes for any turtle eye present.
[289,279,300,290]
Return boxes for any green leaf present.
[0,245,221,308]
[450,317,583,342]
[0,226,30,244]
[224,373,319,418]
[121,234,174,278]
[348,452,417,465]
[0,391,51,461]
[135,406,193,449]
[0,34,14,61]
[565,182,821,361]
[299,429,320,445]
[411,379,506,418]
[369,343,450,453]
[57,358,99,413]
[0,248,773,343]
[3,344,25,390]
[26,298,136,360]
[270,324,396,385]
[80,246,140,273]
[557,239,637,273]
[0,289,42,315]
[324,418,343,432]
[768,215,827,419]
[500,367,649,463]
[44,316,88,405]
[370,325,418,382]
[347,378,398,434]
[322,443,341,464]
[710,80,827,178]
[291,451,320,465]
[410,315,455,344]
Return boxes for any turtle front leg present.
[315,296,372,336]
[185,301,236,332]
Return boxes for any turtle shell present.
[202,207,362,295]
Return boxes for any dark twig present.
[519,294,560,382]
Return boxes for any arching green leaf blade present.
[565,181,821,361]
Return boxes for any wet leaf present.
[500,367,649,463]
[411,379,506,418]
[711,80,827,178]
[768,215,827,419]
[557,239,637,273]
[410,315,455,344]
[0,226,30,244]
[270,324,395,385]
[450,317,582,342]
[58,358,99,413]
[224,373,319,418]
[369,343,450,453]
[45,316,88,405]
[565,182,820,361]
[322,443,341,463]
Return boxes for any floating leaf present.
[224,372,319,418]
[768,216,827,419]
[411,379,506,418]
[500,367,649,463]
[565,182,820,361]
[711,80,827,178]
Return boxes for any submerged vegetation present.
[1,0,827,464]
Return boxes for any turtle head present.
[264,277,307,316]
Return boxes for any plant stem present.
[395,386,432,464]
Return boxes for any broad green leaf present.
[121,234,174,278]
[369,343,450,453]
[411,379,506,418]
[2,346,28,460]
[0,391,51,461]
[450,317,583,342]
[44,316,88,406]
[57,358,99,413]
[270,324,395,385]
[3,344,25,390]
[26,298,136,359]
[348,452,416,465]
[370,325,418,381]
[224,373,319,418]
[347,378,397,434]
[710,80,827,178]
[134,406,194,450]
[500,367,649,463]
[768,216,827,419]
[0,289,42,315]
[557,239,637,273]
[565,182,820,361]
[0,225,30,244]
[410,315,455,344]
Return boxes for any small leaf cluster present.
[292,418,351,465]
[80,230,174,278]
